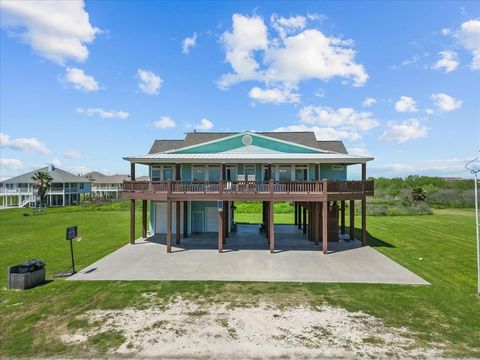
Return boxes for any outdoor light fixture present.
[465,155,480,296]
[217,200,223,212]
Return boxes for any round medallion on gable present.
[242,134,253,146]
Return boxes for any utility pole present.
[466,156,480,296]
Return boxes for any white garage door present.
[155,202,183,234]
[205,207,218,232]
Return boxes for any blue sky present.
[1,1,479,179]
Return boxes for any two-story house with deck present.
[0,165,91,207]
[122,131,374,254]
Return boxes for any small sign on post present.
[66,225,77,240]
[55,226,79,277]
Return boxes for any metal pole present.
[70,238,76,274]
[474,172,479,296]
[465,156,480,296]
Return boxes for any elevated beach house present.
[0,165,91,207]
[123,131,374,254]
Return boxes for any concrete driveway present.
[70,225,429,285]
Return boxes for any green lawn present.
[0,205,479,357]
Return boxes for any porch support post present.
[224,200,229,239]
[130,162,136,245]
[315,164,320,180]
[350,200,355,241]
[314,202,320,245]
[269,201,274,253]
[322,201,328,254]
[340,200,346,235]
[218,208,223,253]
[307,203,313,241]
[302,206,307,234]
[175,163,181,244]
[294,202,298,225]
[142,200,147,238]
[183,201,188,238]
[297,204,302,230]
[166,200,172,253]
[176,202,181,244]
[361,163,367,246]
[224,201,227,238]
[266,201,270,241]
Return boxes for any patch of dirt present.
[61,297,443,359]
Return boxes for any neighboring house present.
[0,165,91,207]
[123,131,374,254]
[84,171,150,199]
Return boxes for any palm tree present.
[31,171,53,206]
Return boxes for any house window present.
[295,165,307,181]
[80,183,84,189]
[208,165,221,181]
[163,166,173,180]
[278,165,292,181]
[244,165,255,181]
[151,168,161,181]
[226,165,237,181]
[193,165,205,181]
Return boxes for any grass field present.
[1,204,479,357]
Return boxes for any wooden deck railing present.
[123,180,374,197]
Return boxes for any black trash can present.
[8,259,46,290]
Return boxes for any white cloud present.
[432,50,459,72]
[0,158,24,170]
[380,118,428,144]
[298,105,379,131]
[182,32,197,54]
[0,0,99,64]
[264,29,368,88]
[394,96,417,112]
[72,166,90,175]
[50,158,62,168]
[249,86,300,104]
[425,108,434,115]
[218,13,368,92]
[153,117,176,129]
[347,145,372,157]
[370,158,473,177]
[76,107,129,119]
[390,54,424,70]
[197,118,214,131]
[270,14,307,38]
[64,149,83,159]
[218,14,269,88]
[431,93,462,112]
[362,97,376,107]
[0,132,50,154]
[456,19,480,70]
[441,28,451,36]
[63,67,99,92]
[274,124,359,141]
[137,69,162,95]
[274,105,379,142]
